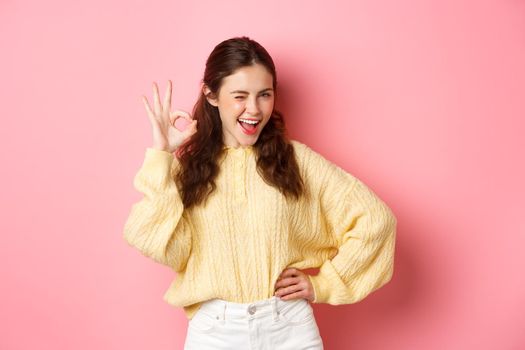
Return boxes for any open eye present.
[261,93,272,98]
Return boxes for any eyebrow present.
[230,88,274,94]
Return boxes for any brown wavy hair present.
[176,36,304,209]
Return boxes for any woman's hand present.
[274,267,315,302]
[142,80,198,153]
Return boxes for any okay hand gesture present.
[142,80,197,153]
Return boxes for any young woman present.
[123,36,397,350]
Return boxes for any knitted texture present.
[123,140,397,320]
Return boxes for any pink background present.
[1,0,524,349]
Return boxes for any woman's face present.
[204,63,275,148]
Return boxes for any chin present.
[239,138,258,146]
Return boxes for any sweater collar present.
[222,145,254,154]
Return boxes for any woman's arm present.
[123,147,192,272]
[296,142,397,304]
[309,177,397,304]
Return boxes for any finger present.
[162,80,172,119]
[274,276,300,290]
[170,110,194,126]
[275,283,302,298]
[279,290,306,301]
[142,95,157,124]
[279,268,300,279]
[169,111,183,125]
[181,120,198,138]
[153,82,162,116]
[169,114,177,126]
[171,109,193,121]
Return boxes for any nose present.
[246,96,260,115]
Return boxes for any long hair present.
[176,36,305,209]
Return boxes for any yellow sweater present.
[123,140,397,320]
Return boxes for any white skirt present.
[184,295,324,350]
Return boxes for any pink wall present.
[1,0,524,349]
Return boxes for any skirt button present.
[248,305,256,314]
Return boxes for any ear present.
[202,84,219,107]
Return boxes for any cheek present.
[233,103,243,110]
[264,103,274,115]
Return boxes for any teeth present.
[238,118,259,125]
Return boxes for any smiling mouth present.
[237,118,261,134]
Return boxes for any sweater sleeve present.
[122,147,192,272]
[299,143,397,305]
